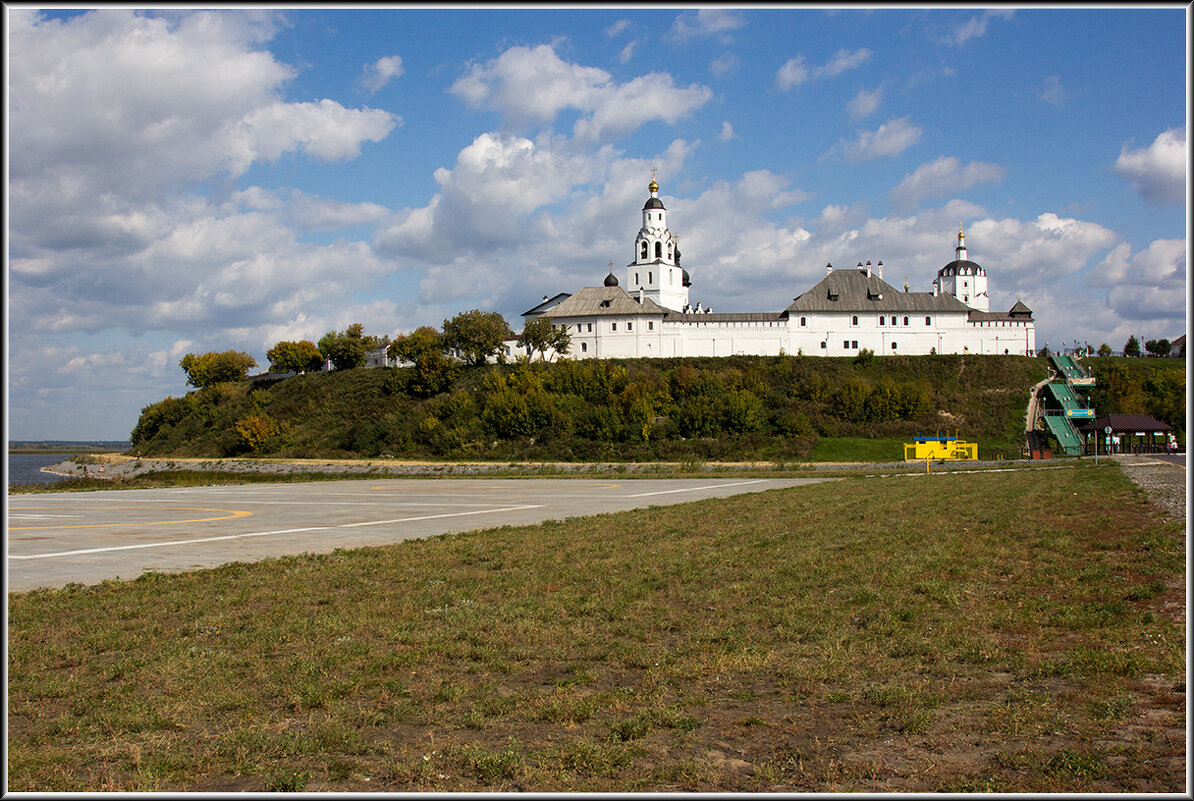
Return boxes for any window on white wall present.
[852,316,859,326]
[627,322,633,332]
[611,322,617,331]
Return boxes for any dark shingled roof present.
[643,197,665,210]
[785,268,971,314]
[938,259,986,276]
[1076,414,1175,434]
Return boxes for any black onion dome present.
[643,196,665,210]
[938,259,986,277]
[682,269,691,287]
[604,271,619,287]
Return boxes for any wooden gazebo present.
[1077,413,1177,455]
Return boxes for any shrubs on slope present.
[130,354,1051,461]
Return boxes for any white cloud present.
[847,87,882,121]
[618,40,639,64]
[359,54,404,94]
[946,10,1015,47]
[224,100,399,173]
[1088,238,1186,322]
[669,10,747,43]
[1037,75,1071,106]
[604,19,631,38]
[710,53,738,77]
[828,116,923,162]
[718,122,739,142]
[776,48,871,91]
[449,44,711,143]
[889,157,1006,213]
[1113,127,1187,206]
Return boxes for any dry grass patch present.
[8,463,1184,792]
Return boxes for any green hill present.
[130,354,1064,462]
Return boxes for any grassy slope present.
[8,464,1184,792]
[131,354,1051,462]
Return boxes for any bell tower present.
[626,170,689,311]
[933,223,990,312]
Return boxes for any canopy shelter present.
[1077,414,1177,455]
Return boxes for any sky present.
[5,5,1188,441]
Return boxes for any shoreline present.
[38,452,1108,482]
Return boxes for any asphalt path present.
[7,477,834,592]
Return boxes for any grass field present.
[7,463,1185,792]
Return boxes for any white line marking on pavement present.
[9,505,545,561]
[339,505,544,528]
[9,527,333,560]
[624,479,770,498]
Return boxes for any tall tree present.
[179,350,257,388]
[318,323,377,371]
[266,340,324,374]
[1144,338,1171,357]
[442,309,514,367]
[1123,335,1142,357]
[388,326,445,364]
[521,317,572,361]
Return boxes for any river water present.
[8,453,74,486]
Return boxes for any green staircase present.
[1039,355,1097,455]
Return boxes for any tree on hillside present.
[319,323,385,371]
[1123,335,1141,357]
[1144,338,1171,357]
[266,340,324,374]
[1097,343,1113,357]
[390,326,457,397]
[388,326,445,364]
[179,350,257,388]
[521,317,571,362]
[442,309,514,367]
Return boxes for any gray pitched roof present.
[522,292,573,317]
[539,285,667,318]
[662,311,788,323]
[785,268,971,314]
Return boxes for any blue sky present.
[6,6,1188,440]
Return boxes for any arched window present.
[640,242,648,260]
[925,316,932,325]
[800,317,807,326]
[655,242,663,259]
[903,316,909,326]
[891,342,898,350]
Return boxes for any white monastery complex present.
[513,176,1036,360]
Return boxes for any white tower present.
[933,223,990,312]
[626,172,689,311]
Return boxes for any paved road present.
[7,477,833,592]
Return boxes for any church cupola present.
[934,222,990,312]
[625,170,689,312]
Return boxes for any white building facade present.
[513,179,1035,360]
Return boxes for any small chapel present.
[510,176,1036,360]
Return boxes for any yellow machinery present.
[904,430,978,461]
